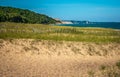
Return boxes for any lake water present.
[58,22,120,29]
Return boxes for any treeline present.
[0,6,59,24]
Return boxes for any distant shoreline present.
[57,22,120,29]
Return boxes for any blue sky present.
[0,0,120,22]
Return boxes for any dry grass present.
[0,39,120,77]
[0,22,120,43]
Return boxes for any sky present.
[0,0,120,22]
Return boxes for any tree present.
[0,6,59,24]
[0,14,6,22]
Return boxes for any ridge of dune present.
[0,39,120,77]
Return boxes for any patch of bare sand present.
[0,39,120,77]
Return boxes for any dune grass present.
[0,22,120,43]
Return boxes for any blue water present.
[58,22,120,29]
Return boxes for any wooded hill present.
[0,6,59,24]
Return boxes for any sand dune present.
[0,39,120,77]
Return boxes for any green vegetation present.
[99,64,120,77]
[116,60,120,69]
[95,61,120,77]
[88,70,95,77]
[0,22,120,43]
[0,6,59,24]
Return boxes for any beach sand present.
[0,39,120,77]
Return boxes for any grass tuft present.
[0,22,120,43]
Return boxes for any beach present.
[0,39,120,77]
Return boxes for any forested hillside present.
[0,6,59,24]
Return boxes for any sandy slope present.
[0,39,120,77]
